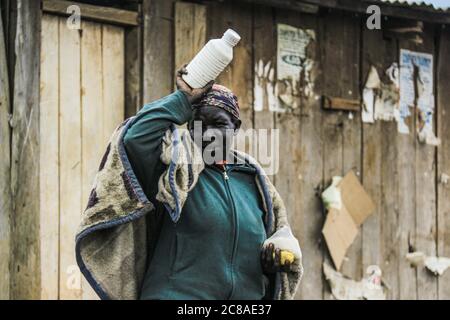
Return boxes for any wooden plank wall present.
[2,0,450,299]
[320,10,362,300]
[2,1,137,299]
[38,15,125,299]
[0,0,12,300]
[174,1,206,78]
[142,0,176,102]
[170,0,450,299]
[437,25,450,300]
[39,14,59,300]
[10,0,41,299]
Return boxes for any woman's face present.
[189,106,241,163]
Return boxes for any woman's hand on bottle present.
[176,65,214,104]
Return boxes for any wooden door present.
[39,14,124,300]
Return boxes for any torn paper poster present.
[276,24,315,111]
[417,93,440,145]
[323,263,386,300]
[362,66,380,123]
[386,62,399,88]
[254,59,277,112]
[321,171,375,270]
[399,49,439,145]
[406,252,450,276]
[398,49,417,133]
[362,64,400,124]
[375,63,400,122]
[425,257,450,276]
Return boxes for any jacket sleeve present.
[123,90,192,202]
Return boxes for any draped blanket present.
[75,118,303,300]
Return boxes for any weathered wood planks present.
[10,0,41,299]
[437,26,450,300]
[39,14,60,300]
[174,2,206,77]
[37,15,126,300]
[142,0,175,102]
[4,0,450,300]
[320,9,362,298]
[42,0,138,27]
[58,16,82,300]
[207,0,254,137]
[399,24,438,300]
[0,1,12,300]
[252,5,276,181]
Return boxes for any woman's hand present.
[261,243,294,273]
[176,65,214,104]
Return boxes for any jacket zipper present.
[221,166,239,299]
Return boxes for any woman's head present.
[188,85,241,162]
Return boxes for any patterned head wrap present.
[192,84,240,120]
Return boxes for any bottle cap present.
[222,29,241,47]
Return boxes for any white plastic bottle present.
[182,29,241,88]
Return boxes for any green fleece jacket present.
[123,91,269,299]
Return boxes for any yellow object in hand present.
[273,250,295,265]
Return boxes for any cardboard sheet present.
[322,171,375,270]
[322,208,359,269]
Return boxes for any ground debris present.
[323,263,386,300]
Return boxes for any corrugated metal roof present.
[379,0,450,11]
